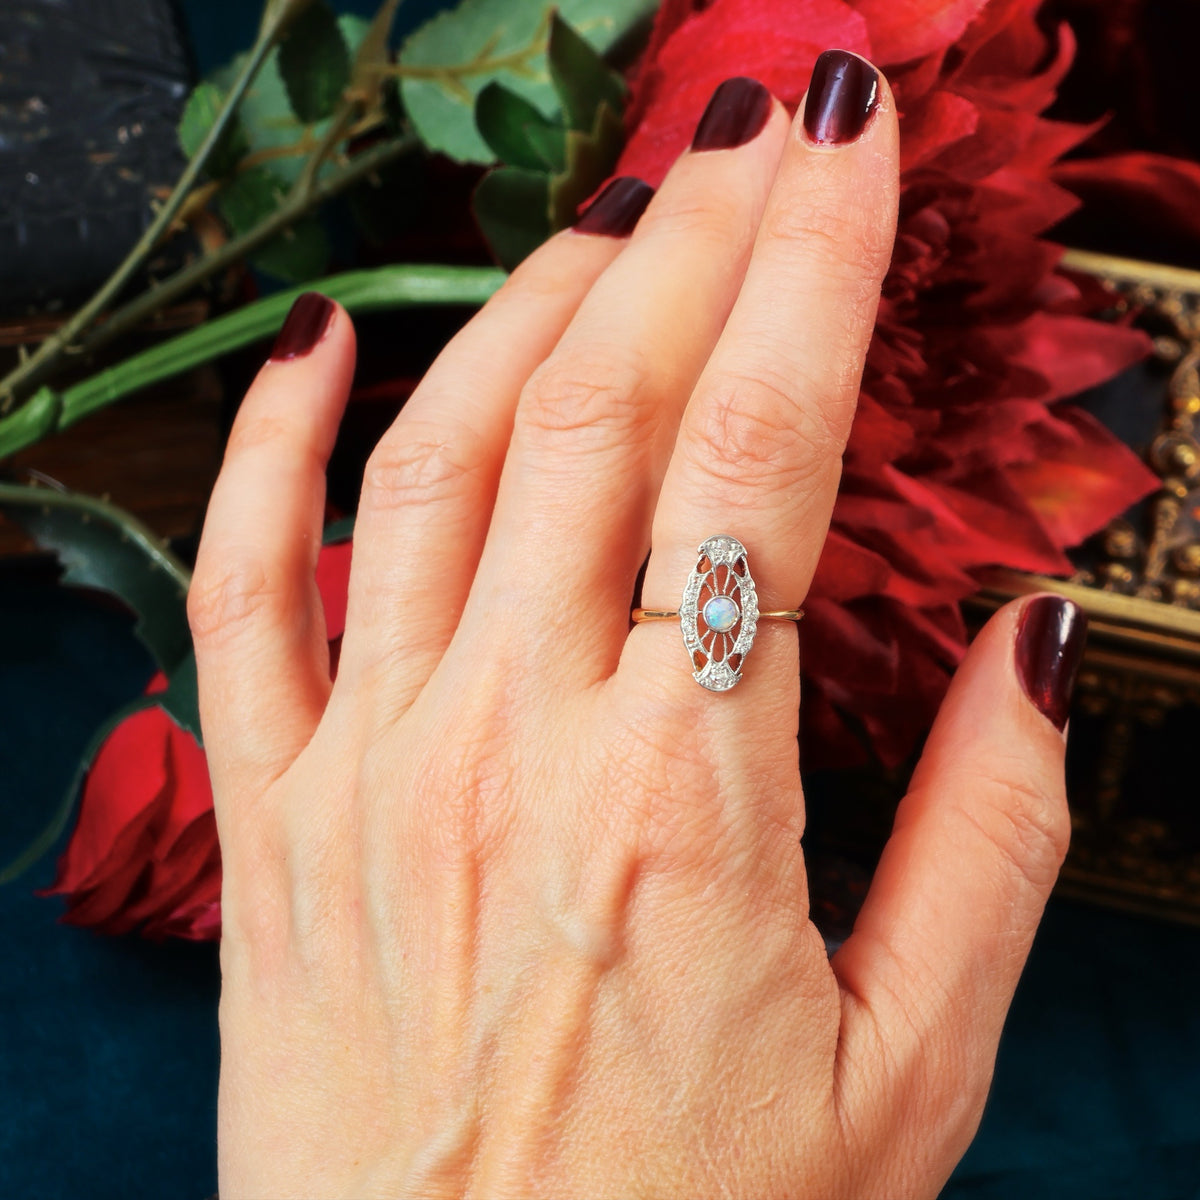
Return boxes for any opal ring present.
[631,535,804,692]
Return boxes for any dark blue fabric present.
[0,583,219,1200]
[5,581,1200,1198]
[946,901,1200,1199]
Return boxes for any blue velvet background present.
[2,2,1199,1196]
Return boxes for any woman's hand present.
[191,55,1083,1199]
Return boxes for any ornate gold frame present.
[965,249,1200,925]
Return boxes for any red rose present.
[616,0,1158,766]
[42,539,353,941]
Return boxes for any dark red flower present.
[43,539,354,941]
[616,0,1158,766]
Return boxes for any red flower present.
[617,0,1158,766]
[42,539,353,941]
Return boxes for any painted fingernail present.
[803,50,880,145]
[574,177,655,238]
[1015,596,1088,732]
[691,77,773,152]
[270,292,335,361]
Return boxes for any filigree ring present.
[631,535,804,692]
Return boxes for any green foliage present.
[475,82,566,172]
[323,516,356,544]
[471,11,632,268]
[194,13,385,280]
[547,13,626,133]
[158,652,202,744]
[0,484,192,678]
[252,217,333,283]
[217,165,287,235]
[473,167,554,269]
[210,15,378,186]
[217,167,332,281]
[278,0,351,123]
[177,82,250,176]
[398,0,655,164]
[548,99,625,230]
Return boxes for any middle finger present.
[451,78,789,689]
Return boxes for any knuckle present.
[226,411,292,454]
[188,553,290,644]
[686,368,842,492]
[498,249,583,304]
[762,185,891,286]
[518,346,651,443]
[643,193,753,259]
[964,769,1070,896]
[361,421,484,514]
[226,412,315,471]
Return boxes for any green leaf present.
[547,12,625,133]
[178,81,250,176]
[217,165,290,236]
[475,82,565,172]
[278,0,351,123]
[323,516,356,544]
[158,652,202,745]
[472,166,552,270]
[211,14,374,187]
[548,100,625,232]
[250,215,331,283]
[399,0,656,164]
[0,483,192,678]
[348,0,403,114]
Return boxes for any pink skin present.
[191,61,1072,1199]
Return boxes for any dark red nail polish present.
[803,50,880,145]
[1015,596,1088,732]
[574,177,655,238]
[692,77,773,152]
[270,292,335,361]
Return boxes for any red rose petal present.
[852,0,987,64]
[617,0,870,186]
[42,705,173,896]
[316,539,353,641]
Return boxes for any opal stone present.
[702,595,739,633]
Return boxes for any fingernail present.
[803,50,880,145]
[1014,596,1088,732]
[691,77,773,152]
[270,292,335,361]
[574,177,655,238]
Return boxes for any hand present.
[190,56,1083,1199]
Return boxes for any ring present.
[631,535,804,692]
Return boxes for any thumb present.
[830,595,1086,1179]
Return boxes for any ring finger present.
[630,51,899,713]
[446,78,791,694]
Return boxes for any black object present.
[0,0,193,315]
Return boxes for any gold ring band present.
[631,607,804,623]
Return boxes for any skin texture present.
[191,60,1073,1199]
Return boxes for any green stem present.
[70,133,421,368]
[0,12,292,411]
[0,263,504,458]
[61,263,504,429]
